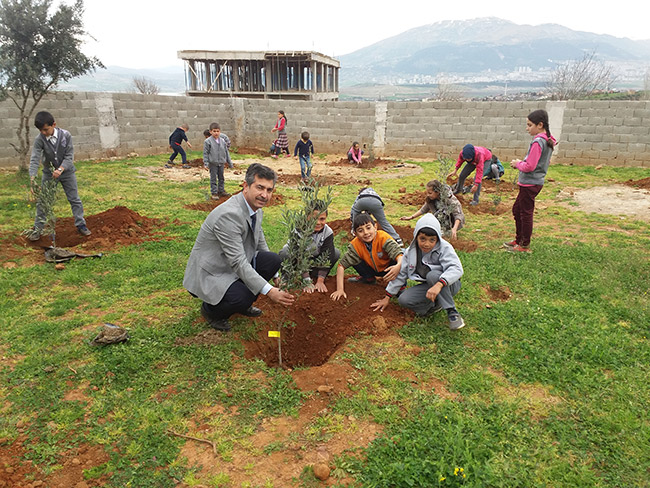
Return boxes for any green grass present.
[0,153,649,487]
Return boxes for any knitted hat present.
[462,144,475,161]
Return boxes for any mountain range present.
[59,18,650,95]
[339,17,650,86]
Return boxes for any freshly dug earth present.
[3,206,168,264]
[242,277,415,367]
[624,177,650,190]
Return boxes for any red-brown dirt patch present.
[482,285,513,302]
[219,278,416,368]
[623,177,650,190]
[183,190,286,211]
[3,206,169,264]
[395,190,427,206]
[0,439,108,487]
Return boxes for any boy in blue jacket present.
[166,123,192,168]
[371,213,465,330]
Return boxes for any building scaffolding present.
[177,50,340,101]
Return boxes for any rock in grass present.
[313,463,330,480]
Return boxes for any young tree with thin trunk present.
[0,0,103,171]
[132,76,160,95]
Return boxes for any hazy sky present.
[76,0,648,69]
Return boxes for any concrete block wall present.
[1,92,649,168]
[238,99,376,156]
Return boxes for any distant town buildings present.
[177,50,340,100]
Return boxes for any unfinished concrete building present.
[177,50,340,101]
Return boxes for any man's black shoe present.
[242,306,263,317]
[201,307,231,331]
[208,318,231,331]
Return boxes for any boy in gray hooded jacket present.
[371,213,465,330]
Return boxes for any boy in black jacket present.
[166,123,192,168]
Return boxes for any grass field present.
[0,152,649,487]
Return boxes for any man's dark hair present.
[34,111,55,129]
[209,122,220,130]
[353,212,375,231]
[245,163,277,186]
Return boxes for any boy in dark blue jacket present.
[293,131,314,181]
[166,124,192,168]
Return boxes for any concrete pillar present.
[95,94,120,152]
[546,101,567,146]
[373,101,388,158]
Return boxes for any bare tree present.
[132,76,160,95]
[436,76,465,101]
[547,51,617,100]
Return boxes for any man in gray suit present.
[183,163,295,331]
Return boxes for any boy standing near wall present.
[204,123,233,199]
[27,111,90,241]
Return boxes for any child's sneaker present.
[27,228,42,241]
[503,239,517,248]
[469,201,478,206]
[271,154,278,159]
[77,225,92,236]
[448,313,465,330]
[508,244,531,253]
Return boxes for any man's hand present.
[330,289,347,301]
[371,296,390,312]
[267,287,295,306]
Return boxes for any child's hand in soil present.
[330,289,346,301]
[314,280,328,293]
[371,296,390,312]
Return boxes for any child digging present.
[401,179,465,240]
[203,122,233,199]
[330,213,403,301]
[371,213,465,330]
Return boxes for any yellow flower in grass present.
[454,467,459,475]
[439,476,446,482]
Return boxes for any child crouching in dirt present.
[331,213,403,301]
[279,201,340,293]
[401,179,465,240]
[204,122,233,199]
[371,213,465,330]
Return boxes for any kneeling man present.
[184,163,294,331]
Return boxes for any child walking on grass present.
[271,110,289,158]
[294,131,314,181]
[371,213,465,330]
[504,109,556,253]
